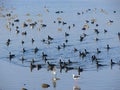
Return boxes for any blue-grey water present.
[0,0,120,90]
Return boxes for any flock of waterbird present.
[0,2,120,88]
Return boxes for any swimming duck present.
[110,59,116,65]
[9,52,15,60]
[78,66,83,75]
[31,38,34,44]
[73,74,80,80]
[106,44,110,50]
[96,48,101,54]
[65,32,69,37]
[47,62,56,71]
[48,35,53,40]
[34,47,39,54]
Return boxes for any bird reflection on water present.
[73,85,81,90]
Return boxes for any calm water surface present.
[0,0,120,90]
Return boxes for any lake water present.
[0,0,120,90]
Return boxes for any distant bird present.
[78,66,83,75]
[74,48,78,52]
[34,47,39,54]
[118,32,120,40]
[21,88,27,90]
[94,29,99,34]
[47,62,56,70]
[21,40,25,45]
[36,64,41,70]
[84,49,89,54]
[106,44,110,50]
[31,38,35,44]
[57,45,61,50]
[21,31,27,36]
[110,59,116,65]
[22,48,26,53]
[48,35,53,40]
[9,52,15,60]
[73,74,80,80]
[6,39,11,46]
[104,29,107,33]
[42,52,48,57]
[65,32,69,37]
[96,48,101,54]
[41,83,50,88]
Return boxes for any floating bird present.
[73,74,80,80]
[110,59,116,65]
[31,38,35,44]
[42,83,50,88]
[78,66,83,75]
[34,47,39,54]
[96,48,101,54]
[9,52,15,60]
[48,35,53,40]
[106,44,110,50]
[65,32,69,37]
[104,29,107,33]
[21,88,27,90]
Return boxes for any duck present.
[65,39,68,43]
[42,52,48,57]
[22,48,26,53]
[68,26,71,30]
[80,36,84,41]
[91,55,97,61]
[65,66,74,72]
[104,29,107,33]
[96,48,101,54]
[73,74,80,80]
[62,21,67,25]
[94,29,99,34]
[106,44,110,50]
[84,49,89,54]
[34,47,39,54]
[20,56,25,63]
[30,62,36,72]
[22,22,28,27]
[62,43,66,48]
[14,19,19,22]
[16,29,20,34]
[21,40,25,45]
[48,35,53,40]
[6,39,11,46]
[79,51,86,58]
[65,32,69,37]
[78,66,83,75]
[78,66,83,72]
[41,83,50,88]
[68,59,72,64]
[21,31,27,36]
[31,38,35,44]
[59,59,64,65]
[36,64,41,70]
[110,59,116,65]
[9,52,15,60]
[74,48,78,52]
[94,37,99,41]
[47,62,56,71]
[21,88,27,90]
[57,45,61,50]
[96,61,104,67]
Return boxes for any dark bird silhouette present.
[9,52,15,60]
